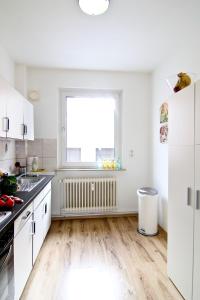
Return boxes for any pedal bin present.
[137,187,158,236]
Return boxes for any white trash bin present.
[137,187,159,236]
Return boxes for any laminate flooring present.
[21,217,183,300]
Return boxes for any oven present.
[0,223,14,300]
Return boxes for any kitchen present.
[0,1,200,299]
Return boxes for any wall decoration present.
[173,72,191,93]
[160,102,168,123]
[160,123,168,144]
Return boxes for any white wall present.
[0,44,16,173]
[26,68,152,215]
[0,44,15,85]
[152,44,200,231]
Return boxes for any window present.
[60,89,121,167]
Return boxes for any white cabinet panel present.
[33,201,44,264]
[168,146,194,300]
[23,99,34,140]
[6,90,23,139]
[193,145,200,300]
[0,78,9,137]
[43,191,51,238]
[169,85,194,146]
[14,215,33,300]
[195,81,200,145]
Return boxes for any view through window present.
[65,96,115,163]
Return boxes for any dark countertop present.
[0,175,54,235]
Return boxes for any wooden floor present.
[21,217,183,300]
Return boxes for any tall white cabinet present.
[168,81,200,300]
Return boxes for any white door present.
[33,201,44,264]
[14,215,33,300]
[195,80,200,145]
[168,84,194,146]
[168,146,194,300]
[43,191,51,238]
[0,78,9,137]
[193,145,200,300]
[6,90,23,139]
[23,99,34,140]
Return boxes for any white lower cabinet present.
[43,191,51,238]
[14,182,52,300]
[33,200,45,264]
[33,190,51,264]
[14,213,33,300]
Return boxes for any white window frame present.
[59,88,122,168]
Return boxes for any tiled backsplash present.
[0,140,16,173]
[16,139,57,171]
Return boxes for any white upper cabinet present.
[23,99,34,140]
[0,79,8,137]
[0,76,34,140]
[7,90,23,139]
[168,84,195,146]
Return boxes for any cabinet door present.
[14,216,33,300]
[168,85,194,146]
[6,90,23,139]
[43,191,51,238]
[23,99,34,140]
[195,81,200,145]
[193,145,200,300]
[33,201,44,264]
[168,146,194,300]
[0,78,9,137]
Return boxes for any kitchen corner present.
[0,174,54,234]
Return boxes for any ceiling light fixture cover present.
[79,0,110,16]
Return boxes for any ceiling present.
[0,0,199,71]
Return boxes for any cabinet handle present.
[3,117,9,132]
[23,124,28,135]
[196,190,200,210]
[45,203,47,214]
[187,187,192,206]
[22,210,31,220]
[31,221,36,235]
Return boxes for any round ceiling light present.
[79,0,110,16]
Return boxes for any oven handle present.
[0,244,13,273]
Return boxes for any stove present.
[0,211,12,224]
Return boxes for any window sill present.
[56,168,126,172]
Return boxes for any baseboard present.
[52,211,138,220]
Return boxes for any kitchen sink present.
[17,175,45,192]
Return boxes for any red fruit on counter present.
[0,199,6,207]
[1,194,10,200]
[5,198,14,208]
[10,196,24,204]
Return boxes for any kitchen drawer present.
[42,182,51,198]
[14,202,33,237]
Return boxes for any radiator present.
[61,177,117,214]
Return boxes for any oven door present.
[0,242,14,300]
